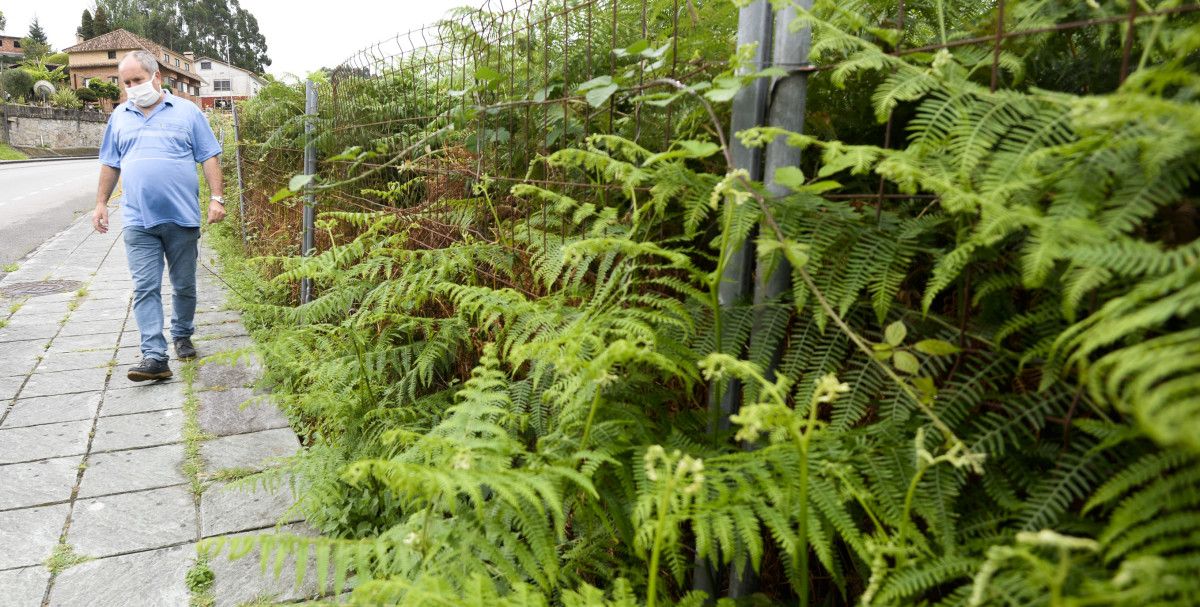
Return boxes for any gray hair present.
[120,50,160,76]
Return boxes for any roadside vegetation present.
[205,1,1200,605]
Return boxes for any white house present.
[194,55,266,110]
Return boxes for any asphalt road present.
[0,159,103,274]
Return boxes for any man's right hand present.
[93,203,110,234]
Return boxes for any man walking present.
[92,49,225,381]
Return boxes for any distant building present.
[0,34,23,64]
[62,29,205,106]
[195,56,266,110]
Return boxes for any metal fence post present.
[734,0,816,601]
[300,79,317,305]
[231,103,248,247]
[695,0,775,599]
[755,1,813,375]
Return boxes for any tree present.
[0,10,7,32]
[20,38,51,60]
[79,9,96,40]
[1,68,34,101]
[97,0,272,73]
[28,17,48,44]
[92,6,113,37]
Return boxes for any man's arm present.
[202,156,225,224]
[93,165,120,234]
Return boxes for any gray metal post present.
[696,0,775,599]
[714,0,772,431]
[300,79,317,305]
[730,1,815,600]
[755,1,813,372]
[231,103,248,247]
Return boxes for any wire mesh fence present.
[213,0,1200,601]
[227,0,1200,276]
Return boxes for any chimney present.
[184,52,195,61]
[76,34,85,44]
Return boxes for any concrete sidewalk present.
[0,205,321,606]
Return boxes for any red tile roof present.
[63,28,180,57]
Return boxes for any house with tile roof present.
[63,29,205,106]
[195,56,267,110]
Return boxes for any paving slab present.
[57,319,126,338]
[4,311,68,328]
[198,388,289,437]
[0,503,69,569]
[0,455,82,510]
[35,350,116,374]
[191,335,256,359]
[0,322,60,343]
[45,333,121,353]
[0,419,93,465]
[62,306,129,322]
[200,428,300,473]
[91,409,183,453]
[0,375,25,401]
[19,367,111,399]
[100,383,186,416]
[68,485,195,558]
[2,392,101,428]
[78,444,188,498]
[195,354,262,389]
[201,480,302,537]
[207,524,323,607]
[194,311,242,326]
[0,340,44,376]
[48,543,194,607]
[0,566,50,607]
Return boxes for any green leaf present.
[912,376,937,402]
[797,180,842,194]
[474,66,502,82]
[270,187,295,203]
[893,350,920,375]
[677,140,720,158]
[884,321,907,347]
[621,39,649,56]
[914,339,962,356]
[704,77,742,103]
[576,75,613,92]
[585,84,619,108]
[773,166,806,190]
[289,174,315,192]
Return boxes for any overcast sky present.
[0,0,472,77]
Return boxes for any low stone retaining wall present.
[0,104,109,149]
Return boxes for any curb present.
[0,156,99,165]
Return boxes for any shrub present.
[50,87,82,109]
[1,68,34,100]
[87,79,120,100]
[74,87,99,103]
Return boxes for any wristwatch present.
[210,195,225,206]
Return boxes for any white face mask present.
[126,80,162,108]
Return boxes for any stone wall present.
[0,105,109,149]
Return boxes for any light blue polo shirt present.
[99,92,222,228]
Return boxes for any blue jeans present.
[123,223,199,362]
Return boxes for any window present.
[185,63,190,72]
[108,51,116,59]
[14,40,20,48]
[163,53,170,62]
[175,58,180,67]
[200,61,211,70]
[110,76,118,84]
[213,79,232,92]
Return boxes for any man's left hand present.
[208,201,226,224]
